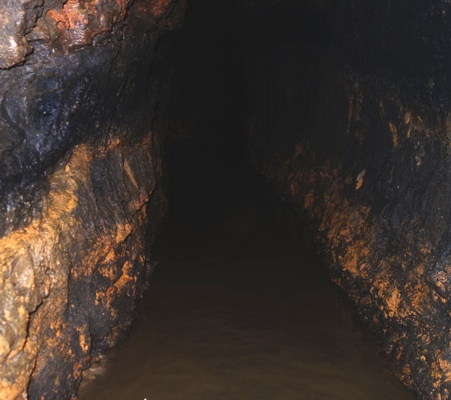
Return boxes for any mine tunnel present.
[1,0,451,399]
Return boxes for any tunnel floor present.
[77,183,415,400]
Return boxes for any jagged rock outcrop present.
[244,1,451,399]
[0,0,184,398]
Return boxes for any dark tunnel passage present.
[3,0,451,399]
[161,0,251,224]
[158,0,330,222]
[77,2,416,399]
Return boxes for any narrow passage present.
[78,188,415,400]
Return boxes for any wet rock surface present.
[0,0,184,398]
[244,1,451,399]
[3,0,451,399]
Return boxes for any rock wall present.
[0,1,184,398]
[244,1,451,399]
[4,0,451,398]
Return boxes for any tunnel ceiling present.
[1,0,451,399]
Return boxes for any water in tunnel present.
[78,183,416,399]
[77,2,416,399]
[1,0,451,398]
[78,158,418,396]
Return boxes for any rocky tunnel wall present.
[0,1,184,398]
[2,0,451,399]
[243,1,451,399]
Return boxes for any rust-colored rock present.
[0,0,184,398]
[1,0,184,68]
[0,136,155,399]
[44,0,130,50]
[244,1,451,399]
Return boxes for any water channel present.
[78,184,415,400]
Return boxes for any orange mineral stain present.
[150,0,171,18]
[389,121,399,148]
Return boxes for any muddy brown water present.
[78,195,416,400]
